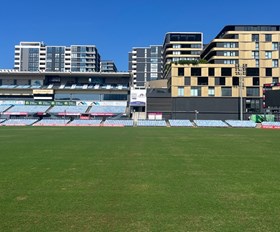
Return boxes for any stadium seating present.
[89,105,126,115]
[137,120,167,127]
[33,119,70,126]
[49,106,88,114]
[0,119,6,124]
[0,105,12,113]
[16,85,31,89]
[225,120,257,128]
[194,120,228,127]
[168,119,193,127]
[1,118,38,126]
[4,105,50,114]
[261,121,280,128]
[0,85,16,88]
[104,120,134,127]
[68,119,101,126]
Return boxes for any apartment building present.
[147,25,280,120]
[101,60,117,72]
[14,42,101,72]
[162,32,203,70]
[128,45,162,87]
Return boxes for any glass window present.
[266,68,272,76]
[252,34,259,42]
[255,59,259,67]
[191,87,201,96]
[272,42,278,50]
[252,51,259,59]
[224,51,236,56]
[265,51,272,59]
[178,67,184,76]
[191,68,201,76]
[253,77,259,85]
[221,68,232,76]
[232,77,239,86]
[223,60,236,64]
[197,77,208,85]
[246,87,259,96]
[208,87,215,96]
[273,77,279,83]
[184,77,190,85]
[255,42,259,50]
[215,77,226,85]
[221,87,232,96]
[178,87,184,96]
[173,44,181,48]
[265,34,272,42]
[208,68,215,76]
[272,59,278,67]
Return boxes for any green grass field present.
[0,127,280,231]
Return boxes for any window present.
[208,87,215,96]
[252,51,259,59]
[255,42,259,50]
[272,59,278,67]
[224,42,237,48]
[221,87,232,96]
[255,59,259,67]
[265,34,272,42]
[208,68,215,76]
[197,77,208,85]
[253,77,259,86]
[215,77,225,85]
[191,68,201,76]
[272,42,278,50]
[221,68,232,76]
[178,87,184,96]
[224,60,236,64]
[266,68,272,76]
[246,68,259,76]
[224,51,236,56]
[191,87,201,96]
[173,51,180,55]
[184,77,190,85]
[252,34,259,42]
[173,44,181,48]
[246,87,259,96]
[265,51,272,59]
[232,77,239,86]
[178,67,184,76]
[273,77,279,83]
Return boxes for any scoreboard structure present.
[263,83,280,108]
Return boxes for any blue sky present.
[1,0,280,71]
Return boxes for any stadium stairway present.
[166,120,171,127]
[86,106,92,113]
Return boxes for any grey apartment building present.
[128,45,162,87]
[163,32,203,68]
[14,42,101,72]
[101,60,118,72]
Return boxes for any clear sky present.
[1,0,280,71]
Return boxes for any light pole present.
[235,64,247,120]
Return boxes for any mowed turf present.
[0,127,280,231]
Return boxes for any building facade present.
[163,32,203,71]
[128,45,162,87]
[14,42,101,72]
[147,26,280,120]
[101,60,117,72]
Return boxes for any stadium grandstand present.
[0,70,279,128]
